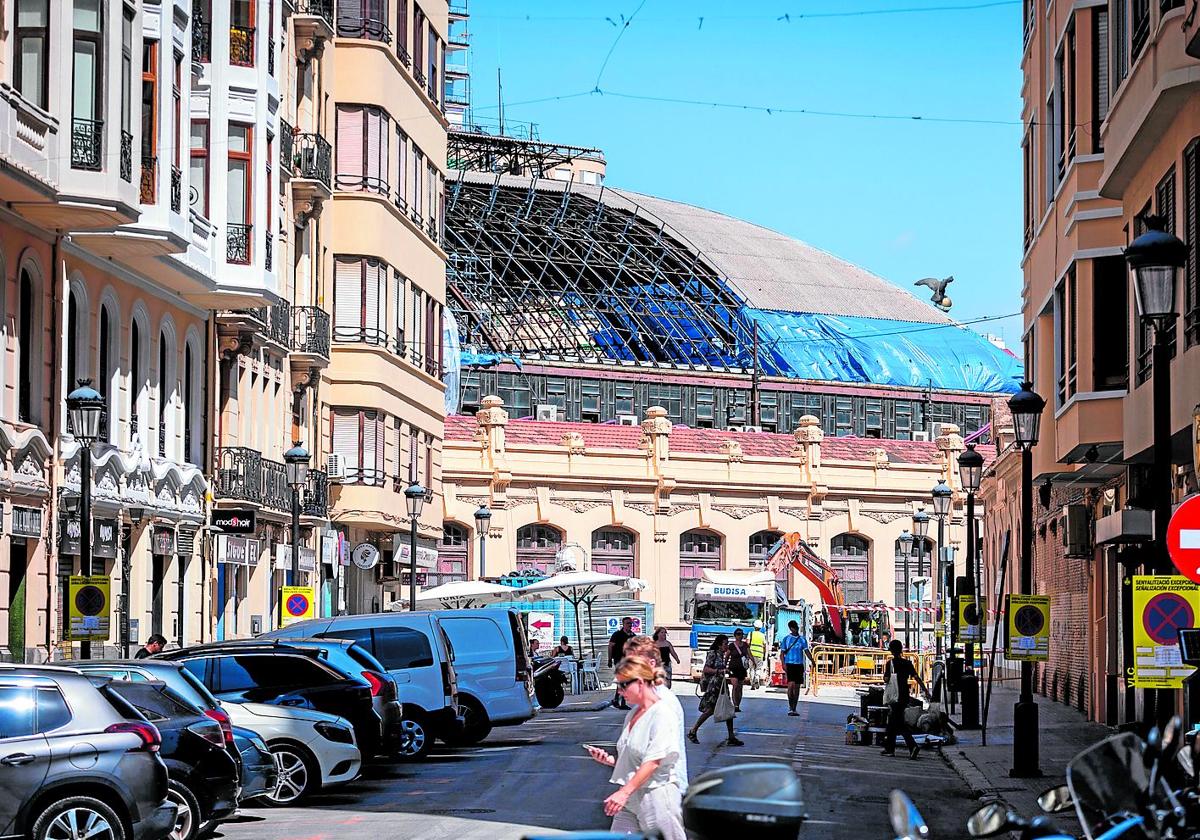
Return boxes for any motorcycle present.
[532,654,570,709]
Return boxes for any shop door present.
[8,542,27,663]
[151,554,165,636]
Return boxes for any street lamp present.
[404,483,426,611]
[474,505,491,579]
[913,509,931,651]
[898,529,914,648]
[284,442,310,587]
[66,379,106,660]
[931,479,953,687]
[1008,380,1045,778]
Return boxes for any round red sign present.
[1167,495,1200,583]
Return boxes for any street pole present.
[1149,323,1174,727]
[903,546,911,649]
[291,487,300,586]
[480,531,487,579]
[1012,442,1041,776]
[915,540,924,651]
[936,514,945,663]
[80,440,92,660]
[409,516,418,612]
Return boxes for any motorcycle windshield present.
[1066,733,1151,840]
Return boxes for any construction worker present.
[748,620,767,689]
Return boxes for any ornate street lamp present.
[912,509,931,653]
[930,478,953,680]
[284,442,310,584]
[899,530,914,648]
[474,505,492,578]
[957,442,986,729]
[405,483,427,611]
[66,379,106,660]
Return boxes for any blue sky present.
[464,1,1025,348]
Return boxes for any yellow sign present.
[956,595,986,642]
[68,575,111,641]
[1005,594,1051,661]
[280,586,315,627]
[1130,575,1200,689]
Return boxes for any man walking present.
[135,634,167,659]
[608,616,635,709]
[779,621,815,716]
[748,620,767,689]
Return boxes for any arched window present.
[432,522,469,586]
[516,524,562,575]
[591,528,635,577]
[18,266,37,423]
[130,314,148,446]
[183,340,197,463]
[158,328,177,459]
[680,529,722,620]
[831,534,870,605]
[749,530,787,583]
[894,537,935,636]
[98,302,116,442]
[66,290,79,402]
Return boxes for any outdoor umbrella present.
[515,571,648,658]
[413,580,519,610]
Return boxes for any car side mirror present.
[888,790,928,840]
[1037,785,1072,813]
[967,803,1011,837]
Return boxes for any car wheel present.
[32,795,127,840]
[266,743,318,806]
[166,780,201,840]
[441,697,492,746]
[394,711,434,760]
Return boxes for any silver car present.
[0,665,177,840]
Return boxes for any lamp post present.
[123,506,144,658]
[931,479,953,664]
[404,483,426,611]
[1009,380,1046,778]
[913,508,931,651]
[1125,214,1186,728]
[898,529,914,649]
[284,442,310,589]
[474,505,491,579]
[958,442,984,674]
[66,379,106,660]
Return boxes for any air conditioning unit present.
[727,424,745,433]
[617,414,639,426]
[535,404,559,422]
[742,425,763,433]
[911,430,930,442]
[326,453,346,481]
[1063,504,1092,558]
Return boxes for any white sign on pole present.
[605,616,643,636]
[528,611,555,649]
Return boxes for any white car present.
[222,701,362,805]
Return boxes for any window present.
[121,9,133,139]
[0,686,37,738]
[99,303,114,441]
[397,0,409,60]
[1064,21,1076,166]
[1053,45,1066,182]
[427,26,438,99]
[1054,266,1077,405]
[1093,255,1129,389]
[394,270,407,352]
[217,654,338,693]
[36,688,70,733]
[15,0,49,109]
[335,105,390,194]
[66,291,80,403]
[371,627,434,670]
[830,534,870,605]
[184,342,197,463]
[1093,8,1109,151]
[331,408,386,485]
[395,128,409,210]
[413,5,426,81]
[18,267,36,424]
[334,256,388,345]
[1111,0,1129,93]
[130,317,145,443]
[337,0,391,41]
[189,121,209,215]
[1131,0,1149,58]
[227,124,252,264]
[410,284,424,363]
[158,330,173,459]
[72,0,104,170]
[141,41,158,202]
[516,525,562,575]
[172,55,182,170]
[230,0,255,67]
[1185,139,1200,347]
[411,147,424,222]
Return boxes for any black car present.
[230,725,278,803]
[157,643,383,759]
[100,679,239,840]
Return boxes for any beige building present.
[443,397,981,635]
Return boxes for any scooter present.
[532,654,570,709]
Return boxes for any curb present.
[940,746,1010,804]
[555,698,619,713]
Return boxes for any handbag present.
[883,672,900,705]
[713,679,735,722]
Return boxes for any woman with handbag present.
[686,635,743,747]
[881,639,928,760]
[728,628,751,712]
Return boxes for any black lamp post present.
[913,508,931,650]
[1125,214,1186,728]
[404,483,426,611]
[898,529,914,649]
[67,379,106,660]
[284,442,310,588]
[931,479,952,665]
[123,506,144,658]
[1009,380,1046,778]
[474,505,491,578]
[958,442,984,667]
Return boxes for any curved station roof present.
[444,172,1021,393]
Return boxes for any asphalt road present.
[214,684,977,839]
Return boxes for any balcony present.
[216,447,263,504]
[120,131,132,182]
[293,0,335,50]
[236,300,291,348]
[227,222,252,264]
[293,305,331,361]
[140,155,157,204]
[414,67,427,89]
[0,85,59,199]
[289,133,332,207]
[280,121,294,180]
[230,25,256,67]
[170,166,181,213]
[264,230,273,272]
[302,469,329,518]
[336,13,391,43]
[71,118,103,171]
[262,458,289,512]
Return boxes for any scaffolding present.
[448,129,607,180]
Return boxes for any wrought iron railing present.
[192,8,211,61]
[227,223,252,264]
[295,0,335,24]
[158,425,167,458]
[293,133,332,189]
[264,231,273,271]
[1186,303,1199,348]
[268,37,275,76]
[216,447,263,503]
[140,155,157,203]
[171,166,181,213]
[71,118,103,171]
[336,14,391,42]
[261,458,289,511]
[280,121,294,175]
[120,131,133,181]
[1131,0,1150,57]
[332,326,391,347]
[294,306,331,358]
[302,469,329,518]
[397,42,411,68]
[414,67,427,89]
[230,24,256,66]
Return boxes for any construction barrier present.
[809,644,933,690]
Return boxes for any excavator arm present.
[766,533,846,640]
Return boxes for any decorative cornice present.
[862,510,909,524]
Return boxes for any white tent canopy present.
[414,580,518,609]
[516,571,648,657]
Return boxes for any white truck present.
[687,570,786,680]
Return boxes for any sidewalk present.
[940,683,1112,820]
[553,686,617,713]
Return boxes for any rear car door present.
[0,685,57,836]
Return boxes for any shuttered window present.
[333,256,389,346]
[332,410,360,474]
[396,128,409,210]
[335,104,389,194]
[1093,8,1109,152]
[412,148,424,223]
[1185,139,1200,347]
[331,408,386,485]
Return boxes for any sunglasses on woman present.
[616,678,642,690]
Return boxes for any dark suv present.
[0,666,176,840]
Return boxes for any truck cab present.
[687,572,785,680]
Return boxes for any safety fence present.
[808,643,934,689]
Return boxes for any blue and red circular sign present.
[286,593,310,618]
[1143,592,1194,645]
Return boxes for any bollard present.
[960,671,980,730]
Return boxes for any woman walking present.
[686,635,743,747]
[728,628,751,712]
[587,657,686,840]
[880,639,928,760]
[652,627,680,687]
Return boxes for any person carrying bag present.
[686,635,743,746]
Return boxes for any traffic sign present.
[280,586,315,627]
[605,616,643,636]
[1004,594,1050,661]
[1130,575,1200,689]
[955,595,985,642]
[68,575,110,641]
[1167,495,1200,582]
[528,611,555,649]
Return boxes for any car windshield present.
[693,600,760,622]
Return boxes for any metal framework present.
[445,174,758,371]
[448,130,604,179]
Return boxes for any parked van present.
[262,612,460,760]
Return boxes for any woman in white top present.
[587,657,686,840]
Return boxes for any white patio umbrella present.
[515,571,648,658]
[413,580,519,610]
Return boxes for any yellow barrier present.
[809,644,933,690]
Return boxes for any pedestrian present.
[779,620,816,715]
[652,627,680,687]
[748,620,768,688]
[529,638,541,658]
[880,639,928,760]
[686,635,743,747]
[135,633,167,659]
[608,617,635,710]
[728,628,751,712]
[587,657,686,840]
[553,635,574,657]
[624,635,687,795]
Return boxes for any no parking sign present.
[280,586,315,627]
[1130,575,1200,688]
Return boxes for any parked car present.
[262,612,461,759]
[99,679,239,840]
[156,642,383,759]
[0,665,177,840]
[230,725,278,803]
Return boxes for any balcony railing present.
[71,118,103,171]
[264,231,273,272]
[1186,303,1199,348]
[192,12,211,61]
[120,131,132,181]
[140,155,157,203]
[295,0,335,25]
[280,121,294,176]
[302,469,329,518]
[397,42,411,68]
[227,223,252,264]
[292,133,332,189]
[171,166,181,213]
[333,326,392,347]
[1131,0,1150,57]
[230,24,256,66]
[216,447,263,503]
[262,458,289,512]
[268,37,275,76]
[336,14,391,42]
[294,306,331,358]
[414,67,427,89]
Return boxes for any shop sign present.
[274,544,316,573]
[60,516,83,555]
[399,572,428,587]
[216,535,261,566]
[211,508,257,535]
[392,538,438,569]
[153,527,175,555]
[11,506,42,538]
[61,518,118,558]
[1129,575,1200,689]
